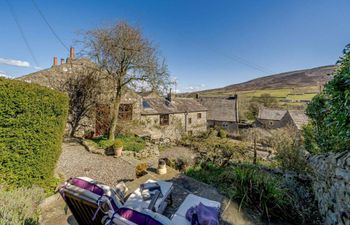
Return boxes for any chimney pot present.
[60,58,64,65]
[53,57,58,66]
[70,47,74,60]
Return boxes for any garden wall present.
[308,151,350,225]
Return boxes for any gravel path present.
[56,141,136,187]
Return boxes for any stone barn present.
[197,95,239,134]
[256,108,309,131]
[256,108,289,129]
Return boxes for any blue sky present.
[1,0,349,92]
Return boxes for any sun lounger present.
[59,177,172,225]
[104,193,221,225]
[59,177,125,225]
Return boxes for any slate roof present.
[17,58,95,88]
[141,97,207,115]
[197,96,238,122]
[288,110,309,130]
[257,108,288,121]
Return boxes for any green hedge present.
[0,78,68,189]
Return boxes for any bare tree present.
[83,22,170,140]
[63,67,101,137]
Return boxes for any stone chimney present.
[53,57,58,66]
[60,58,64,65]
[70,47,74,60]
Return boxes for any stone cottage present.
[197,95,239,134]
[18,49,207,141]
[256,107,308,131]
[141,95,208,140]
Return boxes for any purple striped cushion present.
[70,177,105,196]
[117,208,164,225]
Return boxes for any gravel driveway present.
[56,141,136,187]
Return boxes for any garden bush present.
[0,186,45,225]
[0,78,68,189]
[270,127,310,173]
[305,44,350,153]
[183,135,250,167]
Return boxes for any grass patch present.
[91,135,145,152]
[286,93,316,100]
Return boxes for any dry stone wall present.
[308,151,350,225]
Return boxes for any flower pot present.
[114,146,123,157]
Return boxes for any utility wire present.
[6,0,40,67]
[31,0,69,52]
[207,46,274,74]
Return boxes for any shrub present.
[135,163,148,178]
[113,140,123,148]
[270,127,309,173]
[218,129,227,138]
[189,136,250,167]
[305,44,350,153]
[0,78,68,189]
[0,186,45,225]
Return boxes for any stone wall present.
[308,151,350,225]
[140,112,207,141]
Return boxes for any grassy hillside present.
[181,65,336,121]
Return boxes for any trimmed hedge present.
[0,78,68,189]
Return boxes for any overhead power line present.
[31,0,69,52]
[6,0,40,67]
[207,46,274,74]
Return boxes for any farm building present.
[197,95,239,134]
[256,107,308,131]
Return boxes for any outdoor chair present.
[59,177,172,225]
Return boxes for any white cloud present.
[0,58,31,68]
[0,71,10,78]
[184,83,207,92]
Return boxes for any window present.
[118,104,133,120]
[197,113,202,119]
[188,130,193,136]
[160,114,169,126]
[188,117,192,124]
[142,100,151,109]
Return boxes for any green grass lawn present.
[200,86,319,102]
[90,135,145,152]
[286,93,316,100]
